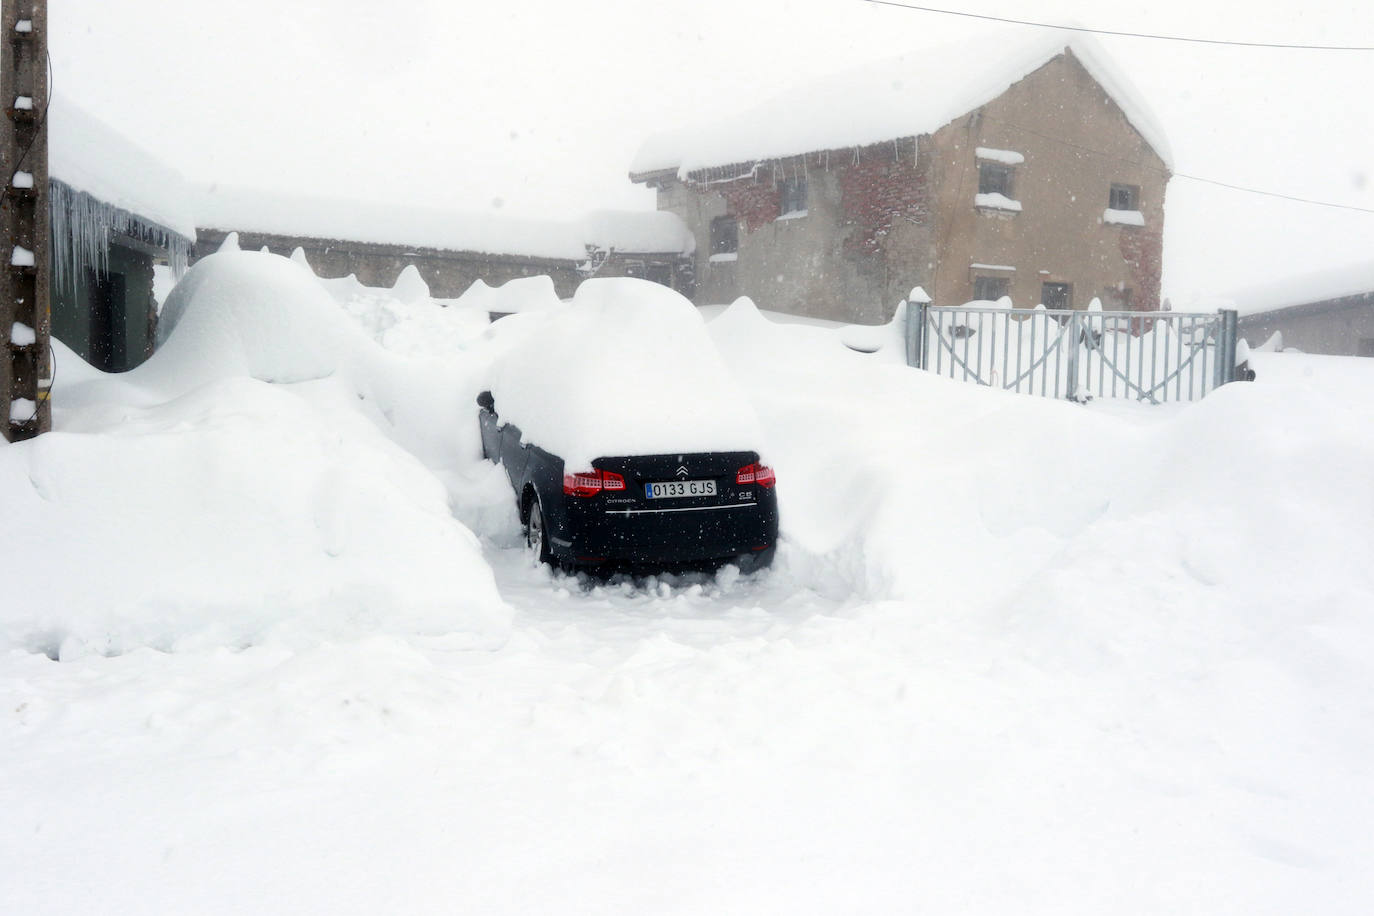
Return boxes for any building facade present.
[631,38,1171,324]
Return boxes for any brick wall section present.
[1119,227,1163,311]
[837,140,930,257]
[716,170,781,232]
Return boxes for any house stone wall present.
[657,142,935,324]
[929,50,1169,311]
[646,49,1169,324]
[193,229,585,299]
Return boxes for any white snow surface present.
[10,321,36,346]
[632,32,1172,175]
[1226,258,1374,316]
[48,94,197,239]
[1104,207,1147,226]
[196,187,694,260]
[8,397,36,421]
[974,191,1022,212]
[487,278,761,469]
[9,245,34,267]
[975,146,1025,165]
[4,254,1374,915]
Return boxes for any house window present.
[973,276,1009,302]
[1041,282,1073,311]
[778,175,807,216]
[1109,183,1139,211]
[978,163,1014,197]
[710,216,738,257]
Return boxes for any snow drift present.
[6,254,1374,916]
[1,249,510,659]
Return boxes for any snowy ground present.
[4,252,1373,914]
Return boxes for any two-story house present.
[629,34,1172,324]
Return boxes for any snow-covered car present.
[477,278,778,572]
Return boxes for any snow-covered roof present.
[631,32,1172,177]
[196,187,695,260]
[48,94,197,241]
[1229,260,1374,316]
[580,209,696,256]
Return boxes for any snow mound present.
[488,279,762,469]
[0,249,515,659]
[0,377,508,659]
[455,275,562,316]
[154,250,357,390]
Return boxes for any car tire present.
[525,496,552,567]
[736,545,775,574]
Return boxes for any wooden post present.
[2,0,50,442]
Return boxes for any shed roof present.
[631,31,1172,178]
[1229,260,1374,316]
[196,187,695,260]
[49,94,197,241]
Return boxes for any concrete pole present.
[2,0,51,442]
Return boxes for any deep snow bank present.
[2,250,510,657]
[708,297,1374,615]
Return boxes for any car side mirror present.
[476,390,495,411]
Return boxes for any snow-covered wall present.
[195,188,695,262]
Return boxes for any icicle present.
[49,179,193,299]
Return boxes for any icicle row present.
[50,179,192,296]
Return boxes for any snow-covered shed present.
[1233,261,1374,357]
[49,95,195,372]
[193,189,695,300]
[630,32,1172,323]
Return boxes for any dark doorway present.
[88,269,128,372]
[1041,282,1072,311]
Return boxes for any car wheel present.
[525,497,551,567]
[736,545,775,574]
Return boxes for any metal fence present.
[905,303,1241,404]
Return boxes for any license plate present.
[644,479,717,499]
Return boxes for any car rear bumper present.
[552,496,778,565]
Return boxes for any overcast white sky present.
[52,0,1374,302]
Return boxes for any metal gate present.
[905,303,1240,404]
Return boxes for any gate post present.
[1220,309,1238,384]
[905,299,928,369]
[1065,311,1081,402]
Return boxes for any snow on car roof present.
[631,31,1172,176]
[487,278,762,469]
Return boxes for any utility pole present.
[2,0,50,442]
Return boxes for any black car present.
[477,390,778,573]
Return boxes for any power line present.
[978,112,1374,214]
[860,0,1374,51]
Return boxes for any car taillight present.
[563,469,626,497]
[736,462,776,488]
